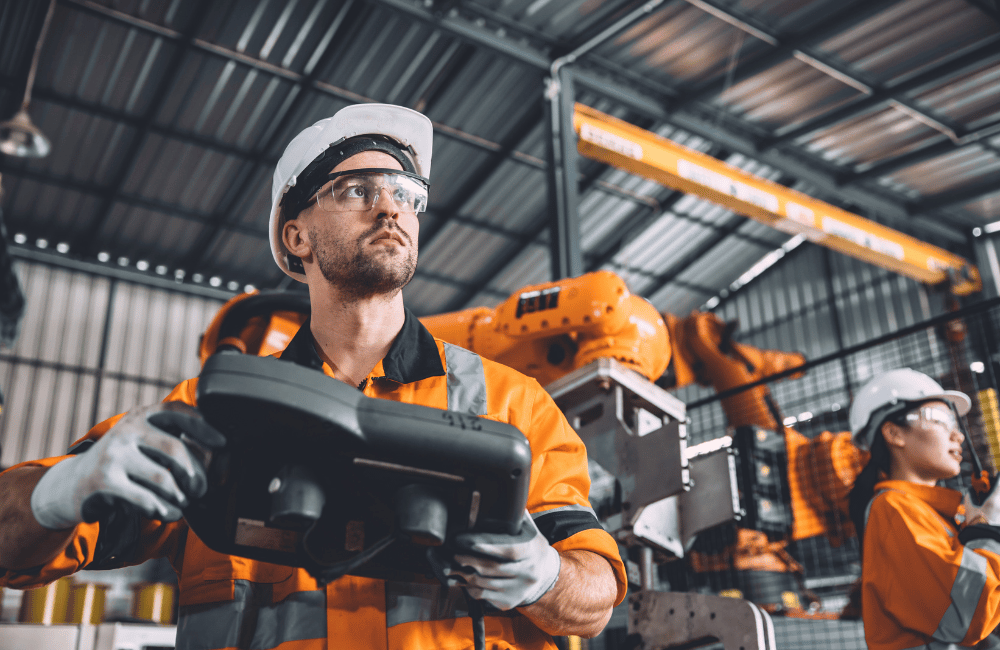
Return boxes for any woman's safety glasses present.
[905,405,959,431]
[314,168,429,214]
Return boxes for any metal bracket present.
[629,591,776,650]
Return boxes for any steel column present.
[545,66,582,281]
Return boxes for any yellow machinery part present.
[574,103,980,296]
[978,388,1000,473]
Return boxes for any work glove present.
[31,402,225,530]
[963,478,1000,526]
[428,510,561,611]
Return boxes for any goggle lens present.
[905,406,959,431]
[316,171,428,214]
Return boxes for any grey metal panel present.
[0,259,223,466]
[403,276,463,316]
[420,221,514,279]
[488,244,550,293]
[458,158,548,234]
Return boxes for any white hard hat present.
[268,103,433,281]
[849,368,971,450]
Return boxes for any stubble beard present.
[309,223,417,301]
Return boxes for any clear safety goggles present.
[905,405,959,431]
[313,168,429,214]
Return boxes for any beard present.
[308,221,417,300]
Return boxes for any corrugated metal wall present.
[674,244,950,444]
[0,260,223,467]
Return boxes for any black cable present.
[464,589,486,650]
[308,533,398,585]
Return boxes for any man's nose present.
[372,186,400,219]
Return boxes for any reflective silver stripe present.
[385,581,468,628]
[966,537,1000,556]
[531,504,598,520]
[176,581,325,650]
[932,546,989,643]
[443,343,487,416]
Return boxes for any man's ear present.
[282,218,311,259]
[881,420,906,450]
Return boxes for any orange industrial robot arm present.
[420,270,672,387]
[664,310,865,542]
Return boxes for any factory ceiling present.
[1,0,998,316]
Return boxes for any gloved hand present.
[428,510,561,611]
[963,478,1000,526]
[31,402,225,530]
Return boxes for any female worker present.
[848,368,1000,650]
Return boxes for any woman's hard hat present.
[849,368,971,450]
[268,103,433,281]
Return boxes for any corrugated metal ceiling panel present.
[597,2,772,87]
[675,235,771,287]
[717,59,863,131]
[817,0,996,84]
[799,104,942,168]
[419,220,514,279]
[487,243,550,294]
[883,147,1000,196]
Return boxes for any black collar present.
[280,308,445,385]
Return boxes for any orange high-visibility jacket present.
[862,480,1000,650]
[1,312,627,650]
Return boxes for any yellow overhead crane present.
[573,104,981,296]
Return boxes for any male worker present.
[0,103,626,649]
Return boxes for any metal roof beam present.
[0,165,268,240]
[72,0,215,258]
[60,0,533,161]
[573,71,967,244]
[766,37,1000,147]
[678,0,900,104]
[368,0,960,245]
[0,78,264,161]
[419,99,545,250]
[183,0,368,271]
[849,117,1000,182]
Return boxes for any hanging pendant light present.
[0,0,56,159]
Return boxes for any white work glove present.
[428,510,561,611]
[31,402,225,530]
[963,480,1000,526]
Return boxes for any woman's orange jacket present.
[862,480,1000,650]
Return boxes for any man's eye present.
[341,184,369,199]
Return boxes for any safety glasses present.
[313,168,428,214]
[905,405,959,431]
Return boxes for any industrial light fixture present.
[0,0,55,158]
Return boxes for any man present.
[0,104,625,649]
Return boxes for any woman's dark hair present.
[847,407,913,549]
